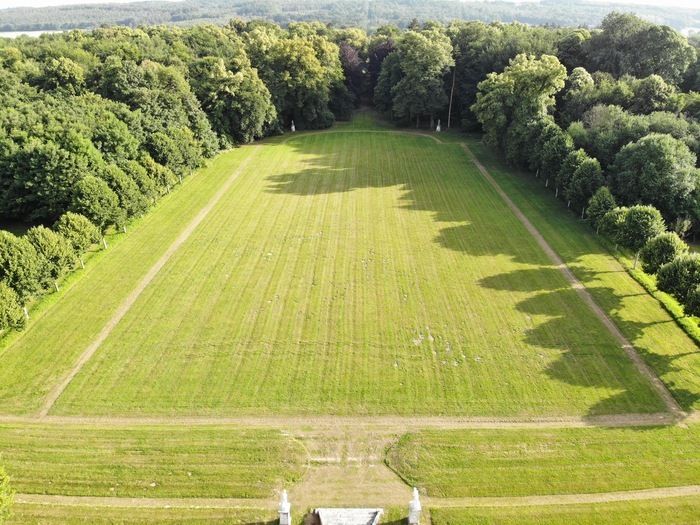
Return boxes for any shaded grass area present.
[386,425,700,497]
[0,146,256,415]
[0,424,304,498]
[429,497,700,525]
[8,505,275,525]
[52,130,662,416]
[465,138,700,412]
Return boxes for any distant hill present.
[0,0,699,32]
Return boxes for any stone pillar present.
[408,487,421,525]
[278,490,291,525]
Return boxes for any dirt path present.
[426,485,700,508]
[460,143,684,418]
[15,485,700,510]
[38,148,260,417]
[0,412,681,429]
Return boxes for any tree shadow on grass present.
[263,132,699,417]
[479,268,700,416]
[265,133,549,266]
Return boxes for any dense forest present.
[0,0,699,33]
[1,11,700,332]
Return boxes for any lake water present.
[0,30,63,38]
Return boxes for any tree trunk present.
[430,114,434,130]
[555,187,559,198]
[447,67,456,129]
[416,114,420,128]
[23,306,29,319]
[79,257,85,269]
[54,282,60,293]
[102,237,108,250]
[545,178,549,188]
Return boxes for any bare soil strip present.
[15,486,700,510]
[460,143,684,418]
[426,485,700,508]
[37,148,260,417]
[1,412,681,429]
[14,493,272,509]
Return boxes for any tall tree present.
[618,204,666,268]
[472,53,566,148]
[640,232,689,275]
[609,133,699,222]
[390,29,454,127]
[0,231,41,303]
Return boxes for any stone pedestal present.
[408,487,421,525]
[279,490,291,525]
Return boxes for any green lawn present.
[7,505,407,524]
[0,146,256,414]
[387,424,700,497]
[0,424,304,498]
[8,505,275,525]
[0,117,695,417]
[429,497,700,525]
[464,138,700,411]
[26,129,662,416]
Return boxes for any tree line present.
[2,12,700,332]
[0,21,355,331]
[1,0,697,34]
[369,13,700,318]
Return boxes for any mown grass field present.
[8,505,275,525]
[464,138,700,411]
[10,498,700,524]
[0,424,304,497]
[0,114,699,524]
[429,497,700,525]
[0,146,256,414]
[6,126,665,416]
[387,424,700,497]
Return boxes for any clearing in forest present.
[0,123,673,416]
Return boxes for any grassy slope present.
[386,425,700,497]
[464,138,700,411]
[50,129,662,416]
[429,497,700,525]
[0,424,304,498]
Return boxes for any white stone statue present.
[291,120,296,132]
[279,490,291,525]
[436,119,441,133]
[408,487,421,525]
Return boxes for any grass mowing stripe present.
[428,496,700,525]
[461,143,680,415]
[0,424,304,498]
[40,147,260,416]
[465,138,700,412]
[386,425,700,497]
[1,121,669,416]
[8,504,274,525]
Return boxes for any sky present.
[0,0,697,9]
